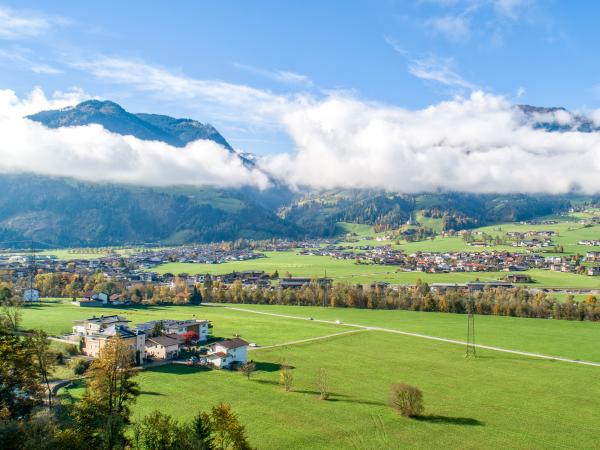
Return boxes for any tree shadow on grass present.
[250,381,384,406]
[414,415,484,426]
[252,379,279,386]
[254,361,283,372]
[325,397,385,406]
[139,390,164,396]
[143,364,212,375]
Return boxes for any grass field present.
[152,252,600,289]
[23,301,600,449]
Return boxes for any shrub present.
[280,364,293,392]
[65,344,79,356]
[389,383,424,417]
[70,358,91,376]
[316,368,329,400]
[55,352,65,365]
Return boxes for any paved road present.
[223,306,600,368]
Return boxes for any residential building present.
[136,318,211,342]
[588,266,600,276]
[207,338,249,368]
[145,335,181,360]
[72,315,145,362]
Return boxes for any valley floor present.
[22,301,600,449]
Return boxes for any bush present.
[65,344,79,356]
[389,383,424,417]
[70,358,91,376]
[55,352,65,365]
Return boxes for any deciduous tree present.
[389,383,424,417]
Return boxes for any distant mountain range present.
[0,100,594,247]
[516,104,600,133]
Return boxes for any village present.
[2,227,600,309]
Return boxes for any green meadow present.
[153,252,600,289]
[22,301,600,449]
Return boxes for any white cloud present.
[427,15,471,41]
[7,80,600,195]
[72,57,290,127]
[0,88,270,189]
[0,6,64,40]
[0,48,63,74]
[420,0,534,45]
[493,0,531,19]
[384,36,409,56]
[263,91,600,194]
[233,63,314,88]
[408,55,479,90]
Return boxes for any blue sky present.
[1,1,599,154]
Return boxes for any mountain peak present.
[27,100,234,150]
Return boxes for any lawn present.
[23,302,600,448]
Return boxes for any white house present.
[207,338,249,368]
[23,288,40,302]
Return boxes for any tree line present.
[204,279,600,322]
[15,270,600,323]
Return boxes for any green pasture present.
[152,252,600,288]
[42,302,600,449]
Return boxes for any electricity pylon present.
[465,301,476,358]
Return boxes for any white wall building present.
[207,338,249,368]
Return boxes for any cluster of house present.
[580,240,600,247]
[0,244,268,286]
[506,231,556,248]
[543,254,600,276]
[68,315,249,369]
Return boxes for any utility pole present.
[28,240,37,297]
[322,269,327,308]
[465,300,476,358]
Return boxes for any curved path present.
[249,329,366,351]
[223,306,600,367]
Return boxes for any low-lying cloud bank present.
[266,92,600,194]
[0,88,270,189]
[2,88,600,194]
